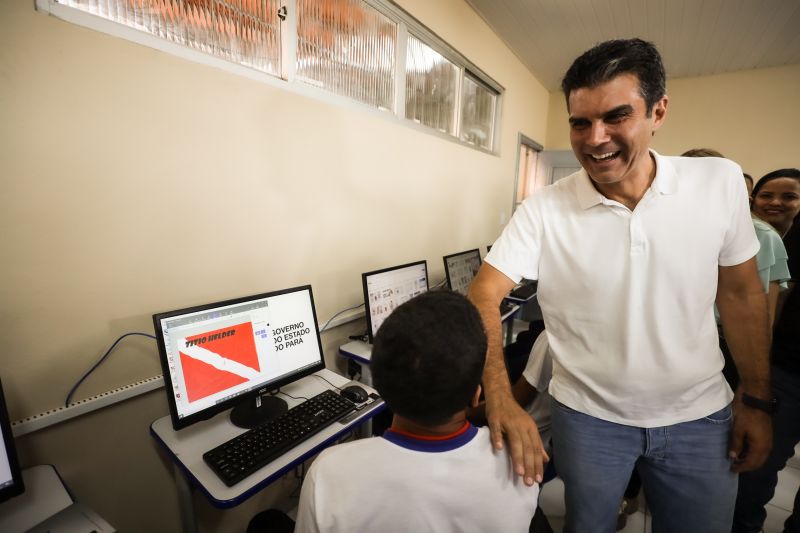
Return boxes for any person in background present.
[469,38,772,533]
[470,331,554,464]
[733,171,800,533]
[469,331,556,533]
[744,173,754,198]
[295,291,538,533]
[682,147,724,158]
[750,169,800,239]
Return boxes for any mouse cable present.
[319,303,365,333]
[65,332,157,407]
[312,373,343,392]
[278,390,310,402]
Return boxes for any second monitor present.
[443,249,482,296]
[362,260,429,343]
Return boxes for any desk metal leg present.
[504,319,514,346]
[355,418,372,439]
[174,463,198,533]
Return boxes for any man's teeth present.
[591,152,618,161]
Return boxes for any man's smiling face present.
[568,73,667,188]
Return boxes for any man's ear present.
[651,95,668,131]
[471,384,482,408]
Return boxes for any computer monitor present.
[443,249,482,296]
[362,260,428,343]
[0,379,25,503]
[153,285,326,430]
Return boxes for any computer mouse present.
[340,385,369,404]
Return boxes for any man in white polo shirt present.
[469,39,773,533]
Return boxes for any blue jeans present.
[733,365,800,533]
[551,398,737,533]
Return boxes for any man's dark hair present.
[371,291,487,426]
[561,38,666,116]
[752,168,800,198]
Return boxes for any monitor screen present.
[443,249,482,296]
[153,285,326,430]
[0,379,25,503]
[362,261,428,342]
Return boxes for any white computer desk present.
[150,369,385,533]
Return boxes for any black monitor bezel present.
[442,248,482,294]
[153,285,326,431]
[361,260,429,343]
[0,379,25,503]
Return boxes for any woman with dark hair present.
[734,169,800,533]
[750,168,800,238]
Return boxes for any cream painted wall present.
[545,64,800,180]
[0,0,549,530]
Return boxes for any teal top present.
[752,216,790,290]
[715,217,789,324]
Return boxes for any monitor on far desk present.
[443,249,482,296]
[362,260,429,343]
[153,285,326,431]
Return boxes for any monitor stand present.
[230,394,288,429]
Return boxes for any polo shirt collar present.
[575,149,677,210]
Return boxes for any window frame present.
[34,0,504,154]
[512,134,544,211]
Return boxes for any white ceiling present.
[466,0,800,91]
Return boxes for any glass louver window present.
[405,33,459,136]
[296,0,397,111]
[57,0,282,75]
[461,73,497,150]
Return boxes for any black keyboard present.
[203,389,357,486]
[499,301,515,316]
[508,281,537,300]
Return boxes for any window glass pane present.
[57,0,282,75]
[405,34,459,136]
[296,0,397,111]
[461,74,497,150]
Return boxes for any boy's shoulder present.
[311,426,496,471]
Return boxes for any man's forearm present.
[472,294,512,397]
[718,290,771,397]
[467,266,517,399]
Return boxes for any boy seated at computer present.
[295,291,539,533]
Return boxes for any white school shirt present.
[295,425,538,533]
[487,152,758,427]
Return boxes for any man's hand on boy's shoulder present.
[486,390,548,486]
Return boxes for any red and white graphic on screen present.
[179,322,261,403]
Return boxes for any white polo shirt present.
[487,151,758,427]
